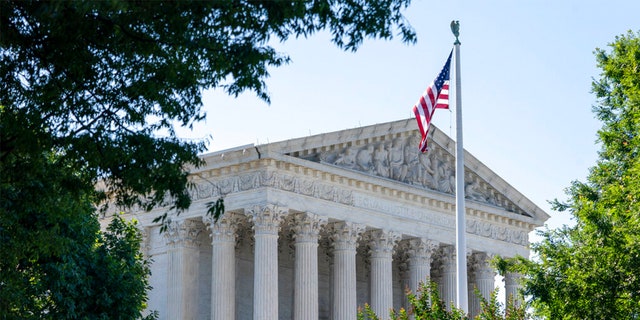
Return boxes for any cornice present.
[196,119,549,227]
[189,154,539,234]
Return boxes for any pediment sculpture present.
[314,134,455,193]
[299,133,523,214]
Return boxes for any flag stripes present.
[412,50,452,152]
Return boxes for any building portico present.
[124,119,548,319]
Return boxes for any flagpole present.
[451,20,468,315]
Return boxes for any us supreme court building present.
[119,118,549,319]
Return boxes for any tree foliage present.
[507,30,640,319]
[0,0,415,215]
[0,160,155,319]
[1,0,416,317]
[0,127,154,319]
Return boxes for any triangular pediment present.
[258,118,548,223]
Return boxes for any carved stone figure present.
[356,145,374,173]
[388,138,406,181]
[404,136,421,184]
[334,147,357,170]
[372,143,389,178]
[436,160,454,194]
[418,151,436,189]
[465,180,487,202]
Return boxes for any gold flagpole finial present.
[450,20,460,45]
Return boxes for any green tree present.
[358,282,467,320]
[357,282,526,320]
[0,139,155,318]
[35,214,157,320]
[1,0,416,317]
[0,0,415,217]
[508,30,640,319]
[0,149,155,318]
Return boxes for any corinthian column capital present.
[328,221,365,251]
[248,203,288,234]
[471,252,496,280]
[291,212,327,243]
[406,238,439,263]
[164,219,202,247]
[366,229,401,257]
[203,212,243,243]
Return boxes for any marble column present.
[329,221,365,320]
[291,212,327,320]
[505,272,522,308]
[438,246,457,310]
[397,258,411,311]
[467,271,477,318]
[406,239,438,296]
[469,252,495,318]
[367,230,400,318]
[138,225,152,259]
[467,253,477,318]
[249,204,287,320]
[165,219,202,320]
[203,213,242,320]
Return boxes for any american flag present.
[412,50,452,152]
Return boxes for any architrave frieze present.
[184,153,536,248]
[112,156,534,254]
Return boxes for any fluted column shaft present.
[330,222,364,320]
[204,213,241,320]
[292,213,326,320]
[476,259,495,302]
[505,272,522,308]
[469,252,495,318]
[165,220,201,320]
[368,230,400,319]
[250,204,286,320]
[439,246,457,309]
[406,239,438,295]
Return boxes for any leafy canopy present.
[1,0,415,215]
[506,30,640,319]
[1,0,416,317]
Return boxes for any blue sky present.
[179,0,640,236]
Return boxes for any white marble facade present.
[121,119,548,319]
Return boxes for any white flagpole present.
[451,20,468,315]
